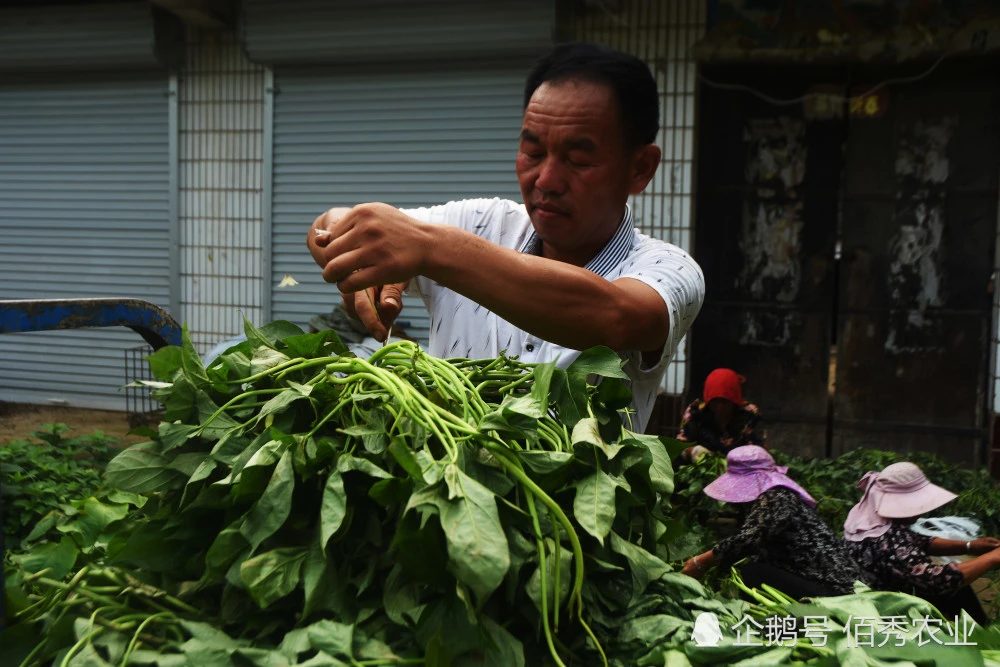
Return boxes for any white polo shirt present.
[402,198,704,431]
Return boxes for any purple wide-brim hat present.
[703,445,816,507]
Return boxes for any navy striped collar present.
[519,206,637,278]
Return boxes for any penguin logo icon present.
[691,612,723,647]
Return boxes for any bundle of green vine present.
[2,320,685,666]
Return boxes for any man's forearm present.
[423,224,669,352]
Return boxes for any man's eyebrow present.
[520,130,540,143]
[565,137,597,152]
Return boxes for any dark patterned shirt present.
[713,487,864,595]
[676,400,764,454]
[844,523,963,597]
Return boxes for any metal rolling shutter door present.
[270,63,527,343]
[0,75,171,409]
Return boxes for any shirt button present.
[525,344,535,352]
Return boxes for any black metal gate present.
[692,66,842,459]
[833,64,1000,462]
[693,62,999,463]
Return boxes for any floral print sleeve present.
[712,488,790,566]
[736,403,766,447]
[675,401,698,443]
[845,524,963,596]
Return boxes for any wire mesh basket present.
[124,345,159,428]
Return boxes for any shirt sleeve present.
[740,405,766,447]
[675,402,697,442]
[616,240,705,374]
[712,489,795,566]
[881,528,964,596]
[398,198,520,300]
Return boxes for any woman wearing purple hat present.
[844,462,1000,624]
[681,445,865,598]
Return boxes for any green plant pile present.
[1,424,118,551]
[3,321,998,666]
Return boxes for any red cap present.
[703,368,744,405]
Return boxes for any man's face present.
[516,80,657,265]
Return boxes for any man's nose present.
[534,156,566,194]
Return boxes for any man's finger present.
[378,282,406,324]
[355,288,388,342]
[340,290,359,320]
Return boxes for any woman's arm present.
[681,550,717,578]
[953,547,1000,585]
[927,537,1000,557]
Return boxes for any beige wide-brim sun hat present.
[874,462,957,519]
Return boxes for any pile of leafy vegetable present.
[4,320,999,666]
[0,424,118,551]
[2,321,687,665]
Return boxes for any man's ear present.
[628,144,662,195]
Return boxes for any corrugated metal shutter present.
[0,3,168,72]
[270,62,528,342]
[0,75,170,410]
[243,0,553,65]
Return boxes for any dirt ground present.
[0,402,149,445]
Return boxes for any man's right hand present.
[341,282,407,343]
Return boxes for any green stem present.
[119,613,175,666]
[60,628,104,667]
[483,442,586,617]
[525,493,566,667]
[199,388,284,431]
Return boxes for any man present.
[306,43,704,431]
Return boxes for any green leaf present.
[181,324,211,387]
[104,489,148,508]
[278,628,312,661]
[105,443,185,493]
[383,564,422,627]
[574,470,617,544]
[240,451,295,552]
[502,361,556,419]
[623,431,675,494]
[170,452,209,477]
[57,497,129,547]
[336,454,392,480]
[526,538,572,615]
[159,422,200,454]
[147,345,183,381]
[159,376,197,423]
[256,389,310,425]
[434,469,510,603]
[250,347,292,376]
[284,329,349,359]
[567,346,628,380]
[517,451,573,476]
[306,620,355,659]
[480,616,525,667]
[241,547,309,609]
[206,525,250,574]
[196,392,241,439]
[610,532,670,595]
[320,471,347,554]
[11,535,78,578]
[389,440,426,482]
[218,344,253,378]
[571,417,623,460]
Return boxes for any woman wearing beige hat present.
[844,462,1000,624]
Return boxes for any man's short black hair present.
[524,42,660,150]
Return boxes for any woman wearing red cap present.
[677,368,765,463]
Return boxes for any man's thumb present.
[380,283,404,315]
